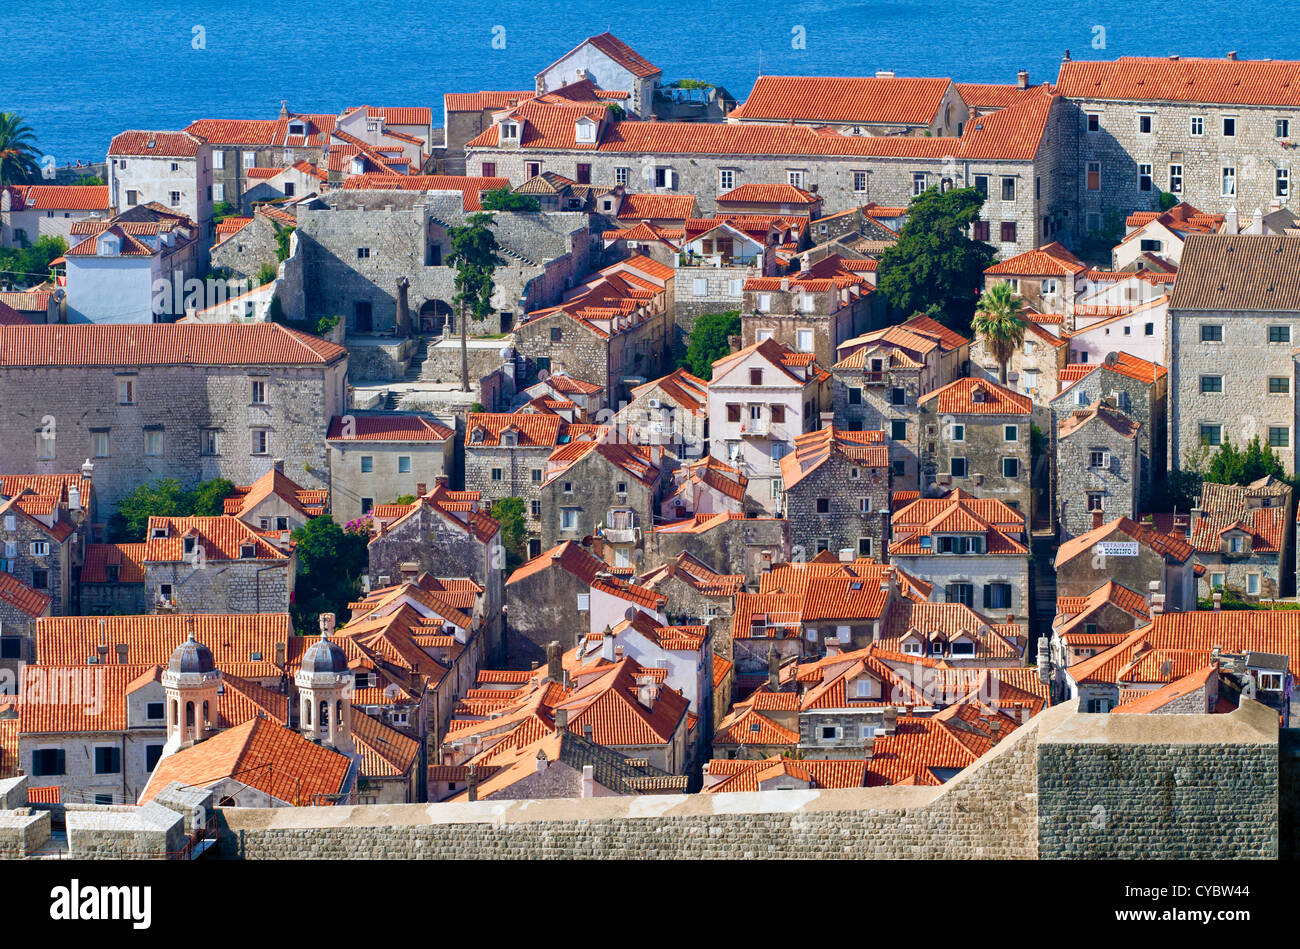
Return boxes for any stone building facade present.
[779,427,891,561]
[296,189,590,336]
[0,324,348,516]
[741,269,877,371]
[1055,401,1141,538]
[140,516,295,615]
[1167,234,1300,474]
[649,513,791,583]
[919,379,1033,514]
[326,413,455,522]
[464,412,565,542]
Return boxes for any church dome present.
[301,633,349,675]
[167,631,215,674]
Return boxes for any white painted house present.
[107,131,214,261]
[63,225,162,324]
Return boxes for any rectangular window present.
[1191,115,1204,136]
[1000,221,1016,243]
[951,457,968,478]
[126,189,138,206]
[1086,114,1100,132]
[1200,375,1223,393]
[526,161,542,179]
[796,329,813,352]
[853,171,867,192]
[694,277,708,297]
[1004,424,1018,442]
[1223,167,1236,196]
[1269,325,1291,343]
[1169,164,1183,194]
[251,430,268,454]
[972,220,989,242]
[242,151,255,168]
[613,166,629,186]
[815,498,830,514]
[1279,119,1292,139]
[251,380,266,404]
[94,746,122,775]
[787,170,804,188]
[118,378,135,404]
[719,169,734,191]
[561,508,579,530]
[213,183,225,202]
[357,247,370,259]
[1137,164,1152,192]
[770,404,785,423]
[1201,324,1223,342]
[1223,116,1237,137]
[213,150,225,170]
[890,419,907,441]
[1271,377,1291,394]
[1200,424,1222,447]
[1248,574,1261,595]
[1138,113,1153,134]
[1269,426,1290,448]
[1001,177,1015,201]
[490,467,503,482]
[144,430,163,456]
[31,749,65,777]
[1278,168,1290,197]
[951,423,965,442]
[201,428,218,455]
[847,387,862,405]
[912,172,927,196]
[30,541,49,557]
[727,403,741,423]
[397,456,411,474]
[31,569,48,590]
[169,190,181,206]
[1002,457,1020,478]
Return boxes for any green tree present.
[971,281,1028,384]
[491,497,527,567]
[1158,191,1179,211]
[211,200,237,223]
[683,310,741,379]
[1,235,67,285]
[1204,436,1287,486]
[604,103,627,122]
[257,261,277,286]
[190,478,236,516]
[110,479,193,541]
[878,186,994,324]
[71,174,104,186]
[290,516,370,636]
[0,113,40,186]
[480,187,540,211]
[272,223,294,262]
[447,212,504,391]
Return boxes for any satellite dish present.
[625,607,637,622]
[538,368,551,382]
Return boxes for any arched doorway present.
[419,299,454,335]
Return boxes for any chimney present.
[581,764,595,798]
[1226,50,1238,60]
[467,763,478,801]
[115,643,129,665]
[824,640,842,658]
[862,733,876,759]
[416,483,427,497]
[780,277,790,291]
[1225,207,1239,234]
[68,484,81,514]
[275,642,286,668]
[554,706,568,730]
[434,474,449,489]
[636,675,659,710]
[547,640,562,683]
[81,459,94,482]
[582,723,593,740]
[1037,637,1051,685]
[1213,591,1222,611]
[535,750,548,773]
[272,458,284,474]
[1017,69,1029,89]
[1091,509,1104,530]
[1253,207,1264,232]
[881,706,899,735]
[279,100,289,119]
[319,612,336,636]
[601,630,615,662]
[1151,592,1165,615]
[614,645,624,660]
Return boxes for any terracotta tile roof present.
[0,570,51,618]
[544,372,604,396]
[506,541,665,609]
[717,183,818,205]
[11,185,110,211]
[1057,56,1300,106]
[956,82,1045,110]
[1111,664,1218,714]
[0,291,51,313]
[346,105,433,126]
[326,413,453,441]
[185,114,336,148]
[985,241,1087,276]
[610,611,706,652]
[140,716,352,805]
[15,663,160,734]
[1058,401,1141,440]
[919,376,1032,414]
[711,336,828,386]
[780,426,889,489]
[223,469,327,520]
[444,90,535,112]
[543,32,660,79]
[108,130,206,157]
[65,224,155,257]
[1188,507,1288,554]
[142,516,287,563]
[1054,581,1152,639]
[704,756,871,793]
[466,412,564,448]
[0,300,29,325]
[664,455,748,503]
[0,324,345,367]
[80,543,146,584]
[352,708,421,778]
[340,174,509,211]
[889,491,1027,556]
[35,613,290,679]
[640,551,744,598]
[880,601,1024,660]
[729,75,953,125]
[1169,235,1300,311]
[616,193,697,220]
[900,313,970,351]
[1055,516,1194,567]
[545,439,659,487]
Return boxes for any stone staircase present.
[1029,531,1058,657]
[404,339,428,382]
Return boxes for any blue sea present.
[3,0,1296,164]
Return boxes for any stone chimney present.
[824,640,842,658]
[81,459,94,482]
[862,733,876,759]
[581,764,595,798]
[554,706,568,730]
[1213,591,1222,611]
[1017,70,1029,89]
[1225,207,1239,234]
[601,630,615,662]
[1226,50,1238,60]
[881,706,899,735]
[636,675,659,710]
[547,640,562,683]
[1037,636,1051,685]
[279,100,289,120]
[535,749,548,774]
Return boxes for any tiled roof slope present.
[0,324,345,367]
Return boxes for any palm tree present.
[972,281,1028,385]
[0,113,40,186]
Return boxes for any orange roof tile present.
[729,75,953,125]
[0,324,344,367]
[340,174,509,211]
[919,376,1032,414]
[985,241,1087,276]
[327,413,454,441]
[1057,56,1300,106]
[80,543,146,584]
[717,183,818,205]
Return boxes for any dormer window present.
[239,543,257,559]
[501,122,519,141]
[151,526,168,539]
[501,430,518,447]
[289,122,305,136]
[575,119,596,143]
[972,387,987,403]
[183,536,196,555]
[950,640,975,657]
[470,428,485,444]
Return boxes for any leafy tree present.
[107,477,236,541]
[604,103,626,122]
[971,281,1027,384]
[491,497,527,567]
[1158,191,1179,211]
[878,186,994,325]
[447,212,504,391]
[0,235,67,286]
[272,223,294,262]
[0,113,40,186]
[1203,436,1287,486]
[479,187,540,211]
[71,174,104,186]
[389,494,417,505]
[257,262,277,286]
[316,314,339,335]
[290,516,370,636]
[683,310,740,380]
[191,478,236,516]
[211,200,237,223]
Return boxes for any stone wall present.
[210,700,1280,860]
[1057,418,1139,538]
[782,451,890,561]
